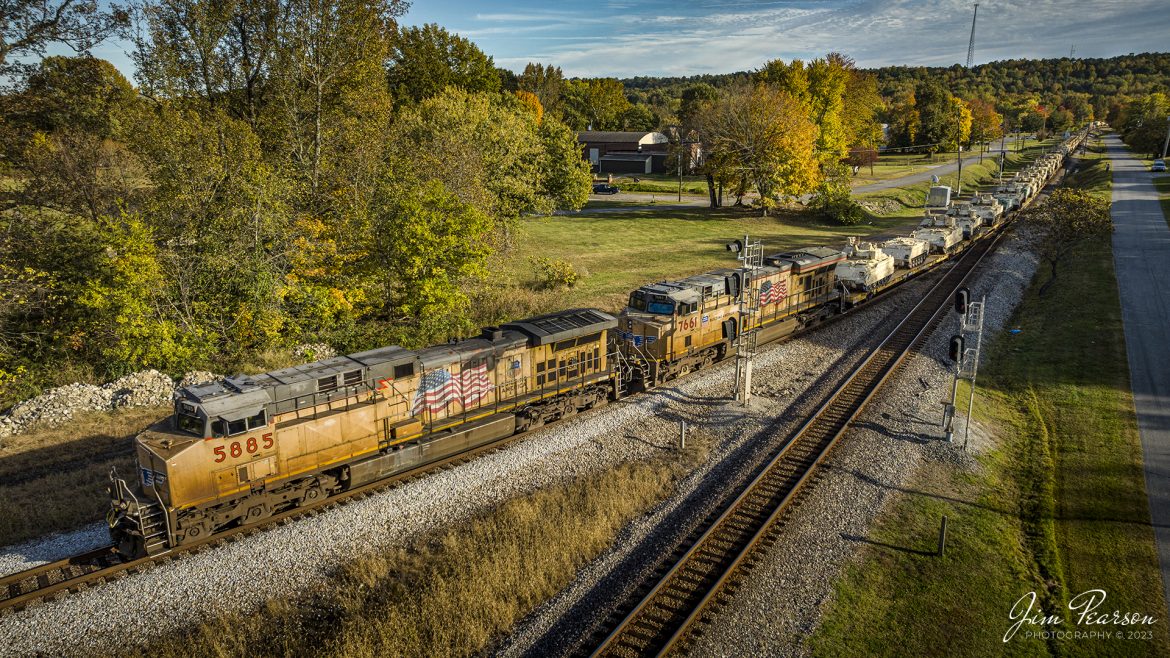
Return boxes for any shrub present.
[812,164,867,225]
[530,257,579,290]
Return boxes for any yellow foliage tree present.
[514,90,544,124]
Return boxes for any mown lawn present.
[810,137,1170,657]
[499,206,921,312]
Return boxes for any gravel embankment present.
[688,228,1038,657]
[497,275,943,657]
[0,267,941,656]
[498,229,1038,658]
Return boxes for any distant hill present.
[621,52,1170,103]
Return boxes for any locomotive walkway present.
[1106,133,1170,612]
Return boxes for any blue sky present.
[401,0,1170,77]
[72,0,1170,80]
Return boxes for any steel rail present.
[0,147,1068,616]
[589,223,1008,658]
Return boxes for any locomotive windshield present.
[647,300,675,315]
[175,401,205,436]
[629,290,676,315]
[629,290,648,311]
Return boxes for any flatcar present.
[106,128,1092,558]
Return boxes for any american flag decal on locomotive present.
[759,279,788,305]
[412,362,494,415]
[618,330,657,346]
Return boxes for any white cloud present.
[457,0,1170,76]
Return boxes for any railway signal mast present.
[943,287,986,445]
[727,235,763,405]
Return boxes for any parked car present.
[1152,159,1167,172]
[592,183,619,195]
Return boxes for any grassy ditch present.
[0,406,162,547]
[810,141,1170,656]
[1153,176,1170,228]
[136,435,709,658]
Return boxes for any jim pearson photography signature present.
[1005,590,1159,642]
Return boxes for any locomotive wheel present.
[243,504,268,525]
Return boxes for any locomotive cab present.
[622,283,705,362]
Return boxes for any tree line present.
[0,0,592,402]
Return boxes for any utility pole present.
[966,3,979,69]
[1162,116,1170,159]
[956,106,964,196]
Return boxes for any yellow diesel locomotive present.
[618,247,843,388]
[109,309,618,557]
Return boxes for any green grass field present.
[810,137,1170,657]
[498,206,921,312]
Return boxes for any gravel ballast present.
[0,266,941,656]
[500,228,1038,658]
[0,230,1035,657]
[685,228,1037,657]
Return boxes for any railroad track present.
[0,159,1053,617]
[0,427,533,615]
[587,222,1006,658]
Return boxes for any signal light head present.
[954,287,970,315]
[949,335,965,363]
[726,239,743,253]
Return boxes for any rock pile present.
[292,343,336,361]
[0,369,224,438]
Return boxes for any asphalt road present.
[1106,133,1170,611]
[851,156,962,194]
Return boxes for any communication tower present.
[966,4,979,69]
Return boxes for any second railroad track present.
[589,220,1005,658]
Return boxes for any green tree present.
[620,103,658,131]
[11,56,136,137]
[698,83,819,215]
[1024,188,1112,294]
[537,117,593,211]
[806,55,851,163]
[914,81,956,154]
[842,66,884,151]
[369,178,492,342]
[678,83,717,131]
[386,23,499,104]
[132,106,293,355]
[518,62,564,117]
[561,78,630,131]
[1121,93,1170,157]
[0,0,128,73]
[71,213,192,372]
